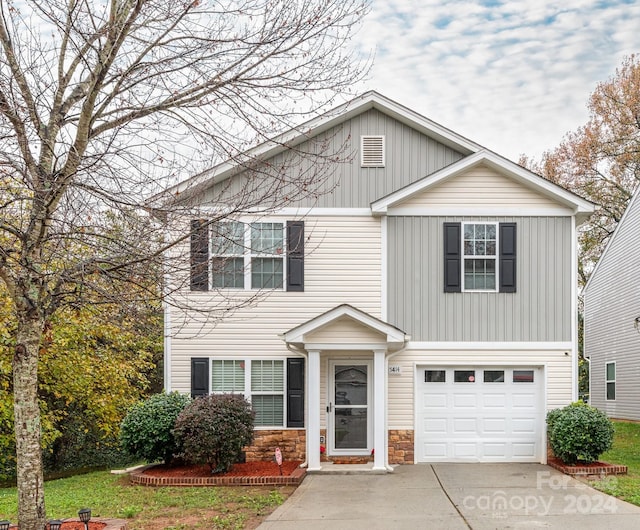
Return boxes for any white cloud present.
[354,0,640,160]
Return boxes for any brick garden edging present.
[548,457,628,477]
[129,466,306,487]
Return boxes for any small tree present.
[173,394,254,473]
[120,392,191,465]
[547,401,614,465]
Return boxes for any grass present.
[590,420,640,506]
[0,471,293,529]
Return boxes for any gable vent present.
[361,135,385,167]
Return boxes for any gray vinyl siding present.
[585,192,640,420]
[201,108,465,208]
[388,216,572,342]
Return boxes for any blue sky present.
[355,0,640,160]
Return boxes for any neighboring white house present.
[158,92,595,470]
[584,185,640,421]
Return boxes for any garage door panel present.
[417,366,542,463]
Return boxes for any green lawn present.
[0,471,293,529]
[591,420,640,506]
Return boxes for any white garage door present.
[417,366,543,462]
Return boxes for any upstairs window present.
[463,223,497,291]
[361,135,385,167]
[190,219,303,292]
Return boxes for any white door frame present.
[328,359,373,455]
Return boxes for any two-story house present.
[158,92,594,471]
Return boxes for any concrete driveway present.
[259,463,640,529]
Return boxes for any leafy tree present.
[0,1,367,526]
[0,285,161,481]
[520,55,640,285]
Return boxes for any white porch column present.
[307,349,322,471]
[373,349,386,470]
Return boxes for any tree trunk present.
[13,312,46,530]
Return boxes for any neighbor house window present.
[606,362,616,400]
[210,359,285,427]
[463,223,497,291]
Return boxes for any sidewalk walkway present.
[259,463,640,529]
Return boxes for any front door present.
[329,361,372,454]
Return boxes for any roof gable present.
[153,92,482,204]
[371,150,596,223]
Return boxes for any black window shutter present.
[443,222,461,292]
[499,223,517,293]
[191,357,209,398]
[286,221,304,292]
[287,357,305,427]
[190,219,209,291]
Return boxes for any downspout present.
[285,341,309,468]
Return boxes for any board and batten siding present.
[387,349,572,429]
[169,216,382,395]
[387,216,572,342]
[585,190,640,421]
[201,108,465,209]
[396,164,564,210]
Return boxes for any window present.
[425,370,446,382]
[606,362,616,400]
[463,223,497,291]
[484,370,504,383]
[208,359,287,427]
[212,222,245,288]
[443,222,516,293]
[513,370,534,383]
[205,221,287,290]
[454,370,476,383]
[252,360,284,426]
[361,135,385,167]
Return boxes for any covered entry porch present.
[282,304,408,471]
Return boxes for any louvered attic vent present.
[361,135,385,167]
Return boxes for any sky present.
[355,0,640,161]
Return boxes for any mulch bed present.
[548,456,628,476]
[131,460,306,487]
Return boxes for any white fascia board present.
[407,341,573,351]
[584,184,640,295]
[371,150,596,218]
[152,91,483,206]
[386,206,574,217]
[197,207,373,217]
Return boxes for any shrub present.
[173,394,255,473]
[119,392,191,464]
[546,401,614,464]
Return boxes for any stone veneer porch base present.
[129,466,306,487]
[548,457,628,477]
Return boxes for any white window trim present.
[605,361,616,401]
[210,221,286,291]
[461,221,499,293]
[210,358,288,428]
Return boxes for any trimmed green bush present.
[119,392,191,464]
[173,394,255,473]
[546,401,614,464]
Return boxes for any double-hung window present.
[463,222,497,291]
[211,222,245,289]
[210,359,285,427]
[251,223,284,289]
[606,362,616,400]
